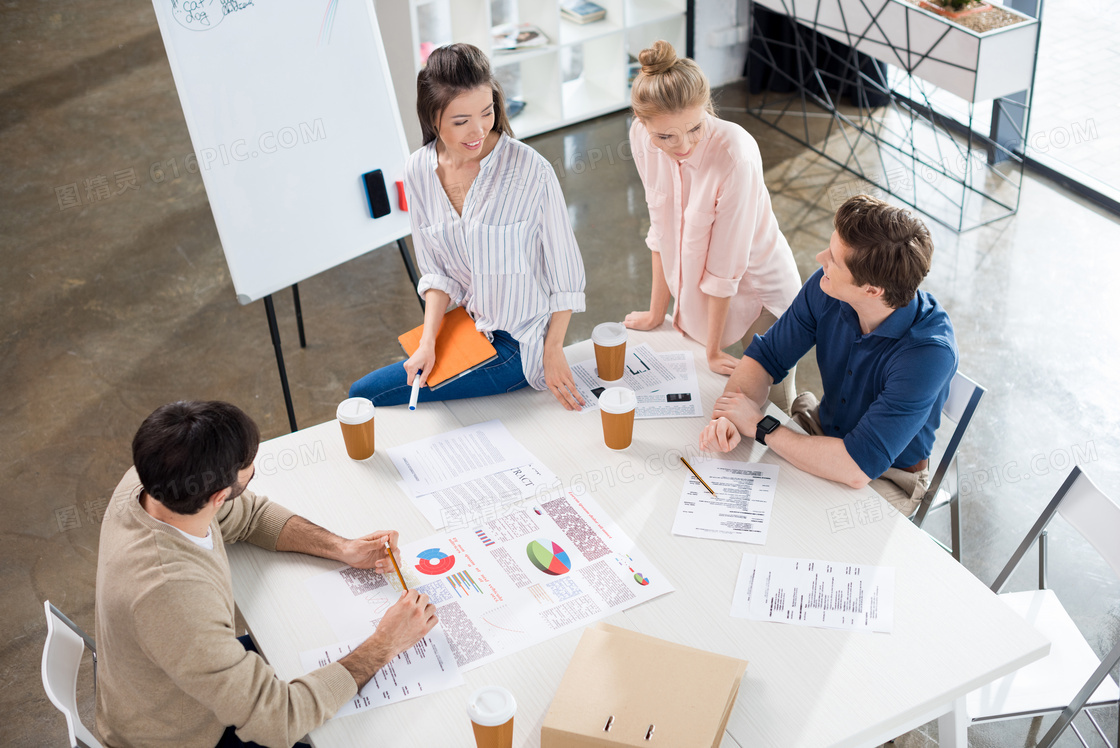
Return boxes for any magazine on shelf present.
[491,22,550,52]
[561,1,607,24]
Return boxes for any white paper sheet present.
[571,346,703,419]
[306,491,673,671]
[387,419,540,496]
[731,554,895,633]
[397,461,559,530]
[634,351,703,418]
[671,459,778,544]
[298,627,463,717]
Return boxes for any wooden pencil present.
[385,541,408,590]
[680,457,717,497]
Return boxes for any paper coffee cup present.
[592,322,627,382]
[467,686,516,748]
[598,387,636,450]
[336,397,375,460]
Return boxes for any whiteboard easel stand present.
[263,238,424,432]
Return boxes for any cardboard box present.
[542,623,748,747]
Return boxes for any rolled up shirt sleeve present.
[538,163,586,314]
[842,341,957,479]
[216,489,294,551]
[698,155,764,299]
[744,279,817,384]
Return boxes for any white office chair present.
[910,370,985,561]
[41,600,104,748]
[966,466,1120,747]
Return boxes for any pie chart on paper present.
[526,539,571,576]
[414,547,455,575]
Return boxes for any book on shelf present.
[561,1,607,24]
[491,22,550,53]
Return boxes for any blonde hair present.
[630,40,714,121]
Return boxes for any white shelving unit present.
[375,0,687,149]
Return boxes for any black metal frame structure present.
[264,238,423,432]
[744,0,1043,232]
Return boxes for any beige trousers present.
[741,309,796,415]
[789,392,929,517]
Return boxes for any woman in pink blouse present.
[624,41,801,402]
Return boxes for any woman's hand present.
[544,344,585,411]
[404,342,437,387]
[624,309,665,331]
[707,350,740,376]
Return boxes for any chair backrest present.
[992,466,1120,593]
[925,371,985,501]
[1056,469,1120,581]
[41,601,104,748]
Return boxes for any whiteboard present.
[150,0,412,304]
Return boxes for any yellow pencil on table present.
[384,540,408,590]
[680,457,717,498]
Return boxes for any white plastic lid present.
[598,387,637,414]
[592,322,627,347]
[336,397,375,425]
[466,685,516,726]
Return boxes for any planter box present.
[750,0,1039,102]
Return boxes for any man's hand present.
[713,388,765,435]
[623,309,665,331]
[338,591,438,689]
[544,343,585,411]
[700,417,742,453]
[337,530,400,573]
[707,350,740,376]
[371,590,438,655]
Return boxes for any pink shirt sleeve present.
[699,148,766,299]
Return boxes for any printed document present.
[387,419,547,496]
[299,628,462,717]
[305,491,673,671]
[731,554,895,633]
[398,461,558,530]
[671,459,778,544]
[571,345,703,419]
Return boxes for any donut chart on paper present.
[414,547,455,575]
[526,539,571,576]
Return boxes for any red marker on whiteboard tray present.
[396,180,408,211]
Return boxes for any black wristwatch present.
[755,415,780,445]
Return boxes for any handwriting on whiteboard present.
[172,0,254,31]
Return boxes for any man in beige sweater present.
[95,401,437,747]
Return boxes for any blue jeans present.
[349,329,530,406]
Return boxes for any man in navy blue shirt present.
[700,195,957,513]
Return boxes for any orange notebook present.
[397,306,498,390]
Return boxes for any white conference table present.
[228,324,1048,747]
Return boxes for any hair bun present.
[639,40,677,76]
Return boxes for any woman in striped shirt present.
[349,44,587,410]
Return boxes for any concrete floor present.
[2,2,1118,746]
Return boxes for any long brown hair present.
[416,44,514,146]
